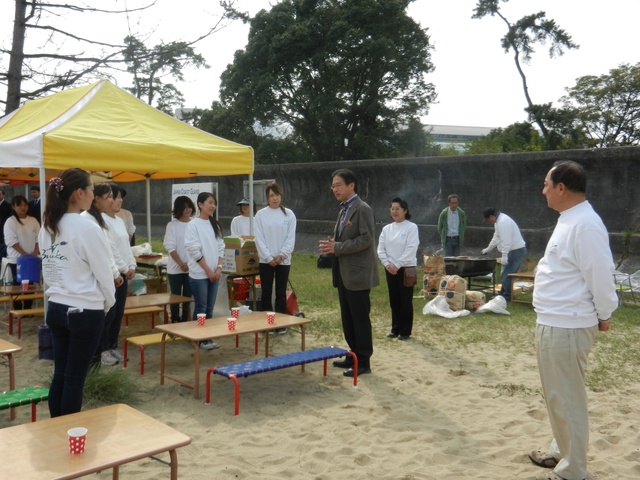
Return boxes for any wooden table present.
[0,284,44,335]
[508,271,535,304]
[125,293,193,326]
[156,312,312,399]
[0,403,191,480]
[135,255,167,292]
[0,337,22,420]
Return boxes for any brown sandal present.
[528,449,559,468]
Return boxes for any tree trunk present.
[5,0,29,114]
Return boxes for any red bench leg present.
[125,314,129,327]
[123,341,129,368]
[17,315,22,340]
[31,402,37,422]
[205,368,215,405]
[151,312,155,329]
[348,351,358,387]
[138,345,145,375]
[231,374,240,416]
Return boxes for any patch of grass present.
[82,367,140,409]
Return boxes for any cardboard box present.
[222,237,259,275]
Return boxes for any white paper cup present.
[266,312,276,325]
[67,427,88,454]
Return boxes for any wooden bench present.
[123,306,164,328]
[124,333,182,375]
[8,307,45,339]
[0,386,49,422]
[205,347,357,415]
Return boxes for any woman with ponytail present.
[184,192,225,350]
[38,169,116,417]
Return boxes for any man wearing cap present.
[27,185,41,223]
[230,198,253,237]
[481,208,527,301]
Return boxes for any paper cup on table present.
[21,280,29,292]
[227,317,236,331]
[197,313,206,326]
[231,307,240,319]
[67,427,88,454]
[266,311,276,325]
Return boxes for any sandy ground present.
[2,309,640,480]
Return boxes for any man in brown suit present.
[319,168,379,377]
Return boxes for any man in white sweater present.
[528,160,618,480]
[481,208,527,301]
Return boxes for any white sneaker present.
[199,340,220,351]
[101,350,118,366]
[111,349,124,362]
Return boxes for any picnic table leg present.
[8,296,14,336]
[169,449,179,480]
[194,341,200,400]
[254,333,258,355]
[112,465,119,480]
[301,325,306,373]
[265,330,270,358]
[8,353,16,420]
[160,333,167,386]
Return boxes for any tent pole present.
[146,177,151,244]
[249,174,254,235]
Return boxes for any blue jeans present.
[500,247,527,301]
[444,236,460,256]
[189,276,219,320]
[47,301,105,417]
[168,273,192,322]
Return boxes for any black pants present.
[385,268,414,337]
[336,270,373,369]
[258,263,290,314]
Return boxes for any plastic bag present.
[475,295,510,315]
[131,242,152,256]
[422,295,470,318]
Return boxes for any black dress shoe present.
[397,335,410,340]
[332,359,353,369]
[386,332,398,338]
[343,367,371,377]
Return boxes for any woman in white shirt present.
[163,196,196,323]
[101,184,136,364]
[4,195,40,309]
[185,192,225,350]
[377,197,419,340]
[230,198,253,237]
[254,182,296,333]
[38,169,115,417]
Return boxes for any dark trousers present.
[47,301,104,417]
[168,273,192,322]
[444,236,460,256]
[258,263,290,313]
[336,270,373,369]
[102,276,128,351]
[385,268,414,337]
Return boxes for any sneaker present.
[111,349,124,362]
[199,340,220,350]
[101,350,118,366]
[276,328,287,335]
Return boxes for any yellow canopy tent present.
[0,80,255,238]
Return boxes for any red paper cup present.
[266,312,275,325]
[231,307,240,319]
[227,317,236,331]
[197,314,206,326]
[21,280,29,292]
[67,427,88,454]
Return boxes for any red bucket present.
[232,278,250,301]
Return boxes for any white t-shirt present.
[184,218,225,280]
[163,219,191,275]
[377,220,419,268]
[102,213,136,274]
[4,215,40,263]
[230,215,252,237]
[80,211,120,280]
[38,213,116,312]
[254,207,296,265]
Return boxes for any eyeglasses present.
[330,183,344,189]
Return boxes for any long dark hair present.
[10,195,29,225]
[86,183,112,229]
[43,168,92,236]
[196,192,223,238]
[173,195,196,219]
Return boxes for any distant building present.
[425,124,494,153]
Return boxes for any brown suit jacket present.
[332,196,380,291]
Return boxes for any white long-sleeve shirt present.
[230,215,252,237]
[80,211,120,280]
[377,220,419,268]
[38,214,116,312]
[163,219,191,275]
[102,213,136,274]
[184,218,225,280]
[254,207,296,265]
[4,215,39,263]
[533,201,618,328]
[485,212,526,256]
